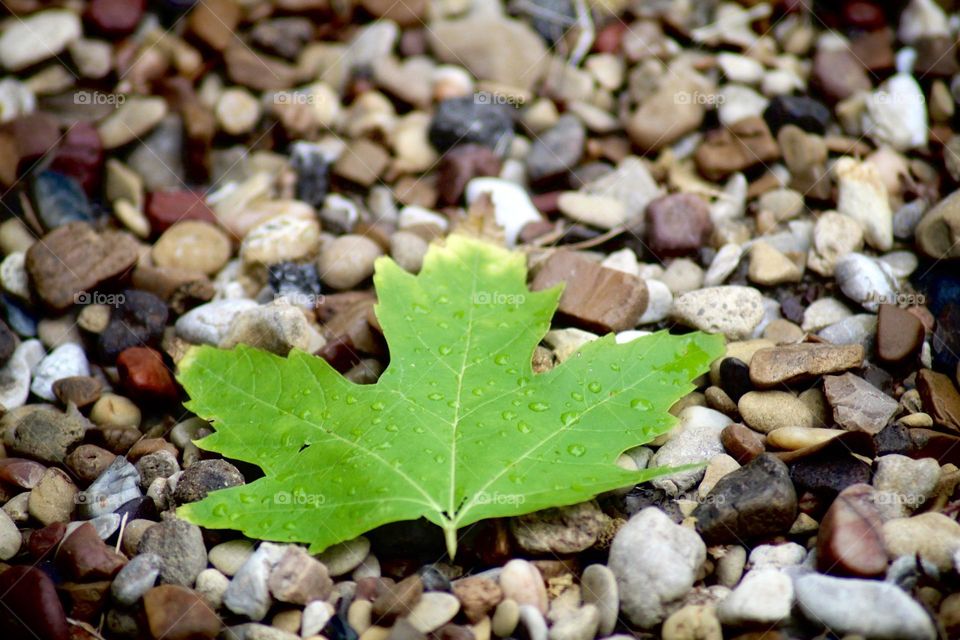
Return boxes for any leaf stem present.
[443,520,458,560]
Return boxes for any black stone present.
[3,295,37,338]
[874,422,915,456]
[763,95,832,135]
[933,303,960,375]
[291,142,330,208]
[172,459,245,505]
[624,484,683,523]
[324,610,360,640]
[96,290,168,364]
[0,317,17,364]
[428,96,514,154]
[268,261,322,306]
[789,453,872,497]
[693,453,798,544]
[0,565,69,640]
[719,357,752,403]
[526,114,585,184]
[31,171,94,230]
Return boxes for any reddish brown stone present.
[849,28,895,72]
[914,35,959,78]
[531,192,562,216]
[842,1,886,29]
[361,0,427,27]
[531,251,648,333]
[812,48,871,103]
[188,0,241,51]
[645,193,712,258]
[877,304,924,367]
[436,144,501,206]
[593,21,625,54]
[817,484,886,577]
[28,522,67,559]
[917,369,960,434]
[57,522,127,580]
[53,376,103,408]
[85,0,145,37]
[143,585,221,640]
[49,121,104,196]
[721,423,765,464]
[58,580,111,621]
[224,46,298,91]
[0,566,69,640]
[66,445,117,485]
[0,458,46,489]
[25,222,141,312]
[694,117,780,181]
[146,190,218,235]
[1,113,60,176]
[126,438,178,463]
[116,347,179,403]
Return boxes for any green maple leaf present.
[176,236,724,557]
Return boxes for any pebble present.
[220,299,322,356]
[117,346,178,402]
[428,96,514,154]
[144,584,222,640]
[89,392,141,428]
[240,213,322,267]
[302,600,336,636]
[10,406,87,464]
[646,194,712,258]
[153,221,232,276]
[823,373,898,434]
[694,454,797,544]
[580,565,617,635]
[608,507,706,628]
[557,192,626,230]
[548,605,599,640]
[210,540,255,577]
[28,342,89,401]
[817,484,887,578]
[747,542,806,570]
[408,592,461,632]
[694,116,779,180]
[97,97,168,149]
[28,467,77,525]
[0,508,19,559]
[794,573,936,640]
[627,73,709,151]
[32,171,94,230]
[660,259,703,295]
[650,406,730,495]
[0,339,39,410]
[808,211,864,277]
[716,568,793,626]
[136,450,180,490]
[175,299,258,345]
[766,426,843,450]
[318,235,384,290]
[195,568,230,610]
[738,390,815,433]
[873,454,939,516]
[314,536,370,576]
[453,576,502,623]
[138,518,209,586]
[883,513,960,572]
[661,604,722,640]
[25,222,140,311]
[703,244,743,287]
[637,279,672,325]
[749,343,863,387]
[465,177,542,247]
[672,286,765,340]
[818,314,878,349]
[112,552,162,606]
[225,541,286,621]
[720,423,764,463]
[801,298,853,333]
[269,544,333,605]
[862,73,928,152]
[510,501,605,554]
[526,115,584,183]
[877,303,925,366]
[428,16,546,91]
[174,459,245,505]
[916,187,960,259]
[146,189,217,234]
[834,157,894,251]
[0,9,81,71]
[492,599,520,637]
[917,369,960,433]
[499,559,547,614]
[517,604,548,640]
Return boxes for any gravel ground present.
[0,0,959,639]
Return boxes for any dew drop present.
[427,392,443,401]
[570,391,584,402]
[528,401,549,412]
[413,303,429,314]
[371,401,385,411]
[501,410,517,420]
[212,504,228,517]
[439,345,453,356]
[630,398,653,411]
[413,426,425,434]
[516,421,531,434]
[434,454,445,464]
[472,387,484,397]
[345,395,358,405]
[567,444,587,457]
[588,382,602,393]
[385,424,399,433]
[560,411,579,426]
[494,354,509,365]
[610,363,621,372]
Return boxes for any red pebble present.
[57,522,127,580]
[116,347,179,402]
[593,21,625,54]
[50,121,104,196]
[146,190,218,235]
[1,113,60,175]
[85,0,145,38]
[28,522,67,559]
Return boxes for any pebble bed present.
[0,0,959,639]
